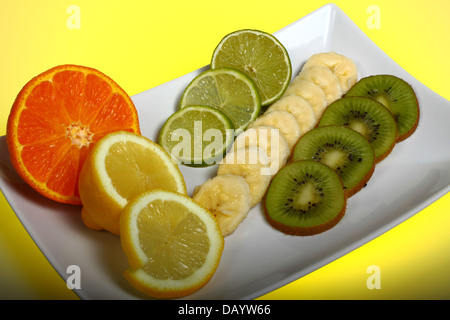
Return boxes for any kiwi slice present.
[318,96,397,163]
[264,160,346,236]
[292,126,375,197]
[345,74,419,142]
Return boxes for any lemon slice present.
[120,189,224,299]
[78,131,187,235]
[179,68,261,134]
[211,29,292,107]
[158,105,235,167]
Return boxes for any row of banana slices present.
[193,52,358,236]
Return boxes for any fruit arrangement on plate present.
[5,27,419,299]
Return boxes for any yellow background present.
[1,0,449,299]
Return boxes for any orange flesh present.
[7,65,140,204]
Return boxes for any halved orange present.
[6,65,140,205]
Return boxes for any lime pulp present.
[158,105,235,167]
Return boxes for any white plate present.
[1,3,449,300]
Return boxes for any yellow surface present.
[1,0,449,300]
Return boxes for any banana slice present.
[297,65,343,104]
[192,174,252,236]
[283,78,328,120]
[301,52,358,93]
[248,110,302,151]
[232,125,290,175]
[217,146,272,207]
[267,94,317,134]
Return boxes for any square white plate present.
[1,3,449,300]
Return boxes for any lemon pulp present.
[105,141,181,200]
[137,199,209,280]
[120,190,224,298]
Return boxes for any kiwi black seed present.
[345,74,419,142]
[292,125,375,197]
[264,160,346,236]
[318,96,397,163]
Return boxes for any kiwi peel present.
[345,74,419,142]
[292,125,375,198]
[264,160,347,236]
[318,96,398,163]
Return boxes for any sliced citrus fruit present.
[179,68,261,134]
[6,64,140,205]
[120,189,224,299]
[78,131,187,235]
[158,105,235,167]
[211,29,292,107]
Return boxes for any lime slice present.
[179,68,261,134]
[211,29,292,107]
[158,105,235,167]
